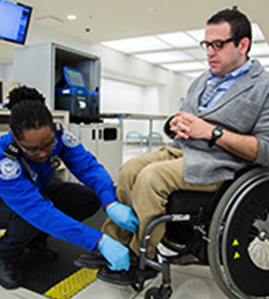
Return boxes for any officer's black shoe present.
[0,260,22,289]
[28,239,58,261]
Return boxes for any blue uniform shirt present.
[0,128,117,251]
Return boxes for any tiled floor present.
[71,264,228,299]
[0,144,229,299]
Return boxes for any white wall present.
[100,71,191,141]
[101,79,144,114]
[0,64,14,102]
[0,65,6,81]
[100,78,145,138]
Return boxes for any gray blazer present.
[171,60,269,184]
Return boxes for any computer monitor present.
[63,66,87,89]
[0,0,32,45]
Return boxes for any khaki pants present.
[102,146,223,259]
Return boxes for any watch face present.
[214,129,222,137]
[209,126,222,147]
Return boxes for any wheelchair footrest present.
[136,267,158,279]
[169,253,205,265]
[131,268,158,292]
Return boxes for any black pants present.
[0,181,101,264]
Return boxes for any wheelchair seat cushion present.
[166,190,215,214]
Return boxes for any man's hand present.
[169,111,258,161]
[169,111,213,140]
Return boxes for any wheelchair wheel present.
[145,287,159,299]
[208,167,269,299]
[145,286,172,299]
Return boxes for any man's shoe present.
[74,248,140,269]
[74,248,159,278]
[28,240,58,261]
[97,265,138,286]
[74,251,108,269]
[0,260,22,289]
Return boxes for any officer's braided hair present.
[6,86,53,141]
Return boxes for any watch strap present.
[208,126,223,147]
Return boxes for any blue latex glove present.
[106,202,139,233]
[97,234,130,271]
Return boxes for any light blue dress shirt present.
[198,59,253,112]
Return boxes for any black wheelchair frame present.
[134,167,269,299]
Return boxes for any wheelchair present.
[135,166,269,299]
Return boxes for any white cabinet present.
[70,123,123,183]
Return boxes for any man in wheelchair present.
[76,7,269,297]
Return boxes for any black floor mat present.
[19,236,91,295]
[17,212,106,297]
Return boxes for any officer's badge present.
[0,157,22,180]
[61,130,80,148]
[50,156,61,169]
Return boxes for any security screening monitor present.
[55,66,99,123]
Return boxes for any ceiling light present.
[182,71,205,78]
[161,61,207,72]
[101,36,171,54]
[134,50,193,64]
[252,23,265,41]
[157,32,198,48]
[183,48,207,60]
[67,15,77,20]
[256,57,269,66]
[186,29,205,42]
[250,42,269,56]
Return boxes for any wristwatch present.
[208,126,223,147]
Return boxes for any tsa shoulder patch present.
[61,130,80,148]
[0,157,22,180]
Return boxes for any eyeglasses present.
[200,36,240,51]
[17,137,57,156]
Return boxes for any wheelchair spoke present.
[208,168,269,299]
[248,226,259,239]
[255,209,269,222]
[253,211,269,232]
[248,212,269,271]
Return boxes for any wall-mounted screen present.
[0,0,32,45]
